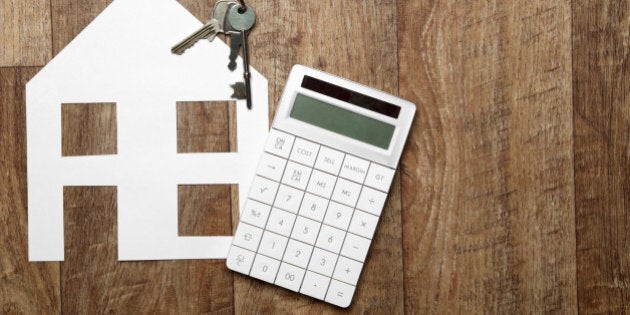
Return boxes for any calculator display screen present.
[290,93,395,149]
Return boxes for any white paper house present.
[26,0,269,261]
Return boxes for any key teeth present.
[171,25,217,55]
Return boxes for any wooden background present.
[1,0,628,313]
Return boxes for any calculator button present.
[282,239,313,268]
[331,178,362,207]
[250,254,281,283]
[315,146,345,175]
[341,233,371,262]
[300,271,331,300]
[291,216,321,245]
[266,208,296,237]
[250,176,279,205]
[349,210,379,239]
[275,262,306,292]
[226,246,256,274]
[299,193,329,222]
[258,231,288,260]
[264,129,295,158]
[256,153,287,181]
[274,185,304,214]
[233,223,263,251]
[325,279,355,308]
[316,225,346,254]
[241,199,272,228]
[281,161,312,190]
[356,186,388,216]
[306,170,337,198]
[323,201,354,230]
[333,256,363,285]
[365,163,396,192]
[339,155,370,183]
[289,138,320,167]
[308,247,338,277]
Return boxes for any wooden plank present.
[0,1,52,66]
[232,1,404,313]
[62,103,117,156]
[177,101,233,153]
[398,0,577,313]
[62,187,234,314]
[51,0,112,55]
[0,67,61,313]
[572,1,630,313]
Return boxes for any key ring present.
[238,0,246,13]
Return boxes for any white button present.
[349,210,379,239]
[339,155,369,183]
[291,216,321,245]
[274,185,304,213]
[341,233,371,262]
[323,201,354,230]
[331,178,362,207]
[233,223,263,251]
[275,262,306,292]
[266,208,296,237]
[300,271,331,300]
[250,254,281,283]
[333,256,363,285]
[264,129,295,158]
[226,246,255,275]
[281,161,312,190]
[315,146,344,175]
[282,239,313,268]
[365,163,395,191]
[241,199,271,228]
[256,153,287,181]
[316,225,346,253]
[289,138,320,166]
[306,170,337,198]
[308,247,338,277]
[325,279,355,308]
[258,231,288,260]
[299,193,329,222]
[250,176,279,205]
[356,186,387,216]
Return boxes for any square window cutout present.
[62,103,117,156]
[177,101,237,153]
[178,185,238,236]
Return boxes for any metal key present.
[225,4,256,109]
[171,1,237,55]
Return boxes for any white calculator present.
[226,65,415,308]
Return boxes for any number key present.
[250,254,281,283]
[282,239,313,268]
[275,262,306,292]
[316,225,346,253]
[308,247,338,277]
[291,216,321,245]
[266,208,296,237]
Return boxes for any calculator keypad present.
[227,128,396,308]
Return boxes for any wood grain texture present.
[572,1,630,313]
[2,0,630,313]
[0,0,51,66]
[62,186,234,314]
[398,0,577,313]
[51,0,112,55]
[0,67,60,314]
[177,101,234,153]
[62,103,117,156]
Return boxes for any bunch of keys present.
[172,0,256,109]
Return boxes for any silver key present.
[171,1,237,55]
[171,20,220,55]
[225,4,256,109]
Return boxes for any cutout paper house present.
[26,0,269,261]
